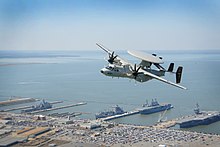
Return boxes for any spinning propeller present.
[108,52,118,64]
[131,64,143,79]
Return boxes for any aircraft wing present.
[140,68,187,90]
[96,43,112,55]
[96,43,130,65]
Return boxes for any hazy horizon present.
[1,0,220,51]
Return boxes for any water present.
[0,50,220,134]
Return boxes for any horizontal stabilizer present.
[176,66,183,84]
[168,63,174,72]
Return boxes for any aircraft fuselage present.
[100,64,165,82]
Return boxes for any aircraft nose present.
[100,70,104,73]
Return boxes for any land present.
[0,112,219,147]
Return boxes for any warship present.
[138,99,173,115]
[177,103,220,128]
[95,105,126,119]
[21,99,52,113]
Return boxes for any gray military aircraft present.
[97,43,186,90]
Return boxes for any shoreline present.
[0,112,220,147]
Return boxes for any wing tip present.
[182,87,187,90]
[177,84,187,90]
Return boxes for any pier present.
[49,101,63,105]
[49,112,83,118]
[0,97,38,107]
[101,110,140,121]
[1,101,63,112]
[30,102,87,114]
[153,120,177,129]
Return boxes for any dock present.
[49,112,83,118]
[153,120,177,129]
[101,110,140,121]
[49,101,63,105]
[30,102,87,114]
[0,97,38,107]
[1,101,63,112]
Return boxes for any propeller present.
[131,64,142,79]
[108,52,118,64]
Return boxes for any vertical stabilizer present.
[176,66,183,83]
[167,63,174,72]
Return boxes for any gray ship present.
[177,103,220,128]
[21,99,52,113]
[95,105,126,119]
[138,99,173,115]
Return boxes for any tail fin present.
[167,63,174,72]
[176,66,183,83]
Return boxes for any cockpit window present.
[106,66,113,70]
[106,66,119,72]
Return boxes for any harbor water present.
[0,50,220,134]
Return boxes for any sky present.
[0,0,220,51]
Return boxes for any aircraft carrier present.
[176,104,220,128]
[137,99,173,115]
